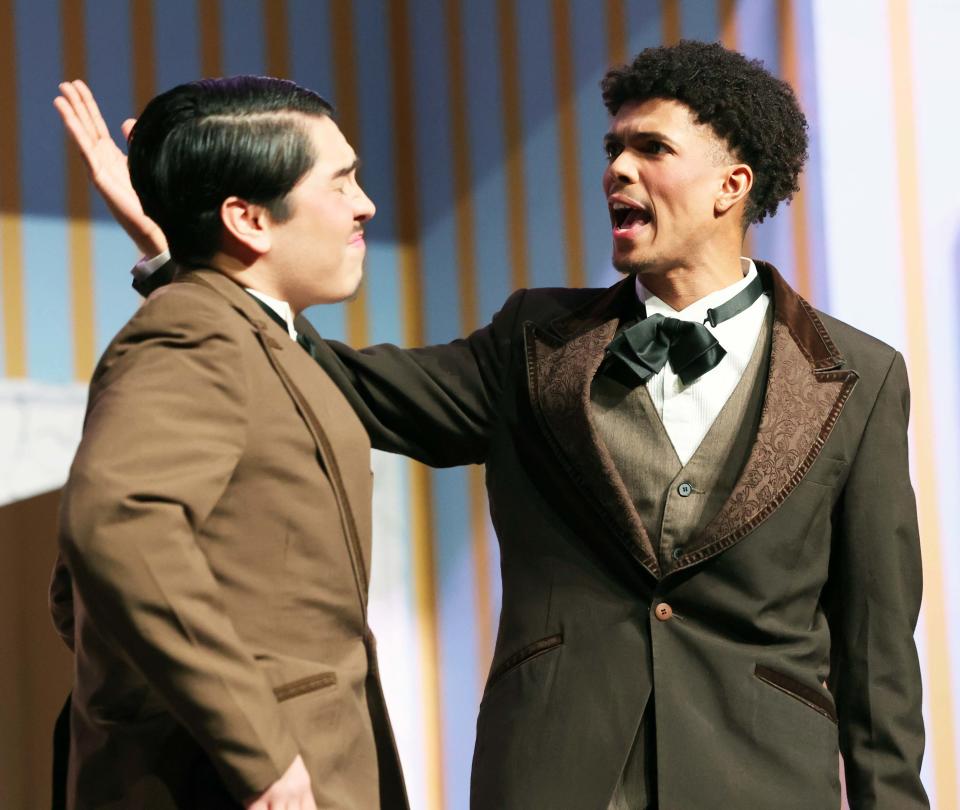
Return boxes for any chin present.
[613,253,656,277]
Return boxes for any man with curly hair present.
[61,40,926,810]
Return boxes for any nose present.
[355,185,376,222]
[606,151,638,186]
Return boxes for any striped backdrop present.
[0,1,956,807]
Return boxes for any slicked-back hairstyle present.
[128,75,334,265]
[601,40,808,225]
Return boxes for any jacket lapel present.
[676,261,860,570]
[525,277,661,578]
[177,270,372,609]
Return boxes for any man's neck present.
[637,255,746,310]
[209,253,302,315]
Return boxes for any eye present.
[642,140,669,156]
[603,141,623,162]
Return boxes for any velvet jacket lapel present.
[524,262,859,581]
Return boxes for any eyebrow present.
[604,129,675,146]
[331,158,360,180]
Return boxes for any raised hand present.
[54,79,168,257]
[244,754,317,810]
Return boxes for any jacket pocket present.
[754,664,837,724]
[272,671,337,703]
[487,633,564,691]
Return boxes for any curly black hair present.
[601,40,808,225]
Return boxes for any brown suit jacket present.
[51,270,407,809]
[312,262,927,810]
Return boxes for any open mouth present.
[609,198,652,233]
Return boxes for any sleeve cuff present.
[133,249,172,280]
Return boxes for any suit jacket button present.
[672,547,683,561]
[655,603,674,621]
[677,482,693,497]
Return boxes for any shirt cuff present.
[133,249,172,281]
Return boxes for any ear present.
[715,163,753,217]
[219,196,272,256]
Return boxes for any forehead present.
[303,114,356,168]
[608,97,718,146]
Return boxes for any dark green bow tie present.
[600,272,765,387]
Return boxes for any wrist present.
[134,225,168,258]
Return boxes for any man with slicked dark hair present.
[51,76,407,810]
[62,40,926,810]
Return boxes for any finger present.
[73,79,112,141]
[120,118,136,141]
[58,81,99,143]
[53,96,97,157]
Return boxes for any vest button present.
[677,482,693,497]
[655,602,674,621]
[672,547,683,561]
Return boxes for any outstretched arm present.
[303,289,523,467]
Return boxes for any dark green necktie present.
[249,295,318,357]
[600,272,764,387]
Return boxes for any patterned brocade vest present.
[591,308,772,810]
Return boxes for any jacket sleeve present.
[59,287,299,801]
[826,351,928,809]
[49,552,75,652]
[307,289,527,467]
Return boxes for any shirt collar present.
[635,257,759,324]
[246,288,298,341]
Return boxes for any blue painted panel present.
[353,0,403,348]
[571,0,619,289]
[154,0,202,91]
[627,0,662,56]
[462,0,512,321]
[220,0,265,76]
[84,0,140,352]
[288,0,333,96]
[16,0,71,381]
[516,0,567,289]
[680,0,718,42]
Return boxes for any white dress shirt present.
[637,258,769,465]
[245,288,299,341]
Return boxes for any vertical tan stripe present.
[606,0,628,66]
[387,3,445,807]
[776,0,812,301]
[327,1,370,348]
[661,0,681,45]
[263,0,290,78]
[443,0,494,676]
[61,0,95,380]
[496,0,530,291]
[0,0,25,377]
[887,2,957,807]
[719,0,737,49]
[197,0,222,77]
[131,0,156,111]
[551,0,586,288]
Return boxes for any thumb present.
[120,118,137,141]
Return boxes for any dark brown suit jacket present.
[312,262,927,810]
[51,270,407,809]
